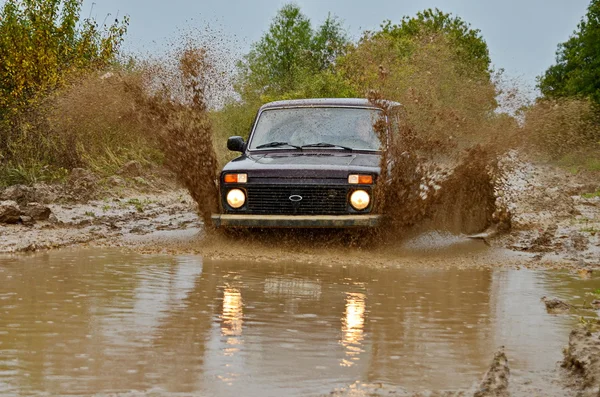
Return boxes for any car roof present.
[259,98,401,111]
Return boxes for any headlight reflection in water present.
[340,292,366,367]
[221,287,243,338]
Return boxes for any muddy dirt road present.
[1,248,599,396]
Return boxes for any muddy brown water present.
[0,246,599,396]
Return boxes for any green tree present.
[241,3,312,96]
[214,3,355,156]
[311,13,349,71]
[236,3,352,100]
[338,8,494,106]
[377,8,492,77]
[538,0,600,103]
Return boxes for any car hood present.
[222,151,380,179]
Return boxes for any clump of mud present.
[541,296,572,313]
[474,349,510,397]
[562,326,600,396]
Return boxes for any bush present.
[0,0,128,185]
[0,70,162,186]
[210,101,259,167]
[0,0,127,116]
[49,71,163,173]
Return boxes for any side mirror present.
[227,136,246,153]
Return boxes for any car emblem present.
[289,195,303,202]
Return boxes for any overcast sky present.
[82,0,590,91]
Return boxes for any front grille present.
[246,185,349,215]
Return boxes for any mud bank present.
[494,155,600,268]
[0,165,204,253]
[0,187,200,253]
[562,326,600,397]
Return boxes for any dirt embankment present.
[0,163,201,253]
[493,154,600,268]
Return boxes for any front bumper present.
[211,214,381,228]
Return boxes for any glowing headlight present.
[350,190,370,210]
[226,189,246,209]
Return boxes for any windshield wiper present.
[255,141,302,150]
[301,142,353,151]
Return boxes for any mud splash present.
[129,47,221,227]
[358,33,520,240]
[370,95,505,240]
[163,31,517,242]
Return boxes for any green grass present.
[557,150,600,173]
[580,226,598,234]
[0,163,69,187]
[572,217,594,224]
[126,198,144,212]
[582,190,600,199]
[124,198,155,212]
[584,156,600,172]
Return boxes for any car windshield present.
[249,107,382,151]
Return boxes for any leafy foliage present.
[339,10,497,111]
[538,0,600,103]
[376,8,492,78]
[0,0,128,117]
[213,3,355,163]
[0,0,128,182]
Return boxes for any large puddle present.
[0,248,599,396]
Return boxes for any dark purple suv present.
[211,98,397,228]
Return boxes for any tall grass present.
[0,69,162,186]
[522,98,600,170]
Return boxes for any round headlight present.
[227,189,246,209]
[350,190,370,210]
